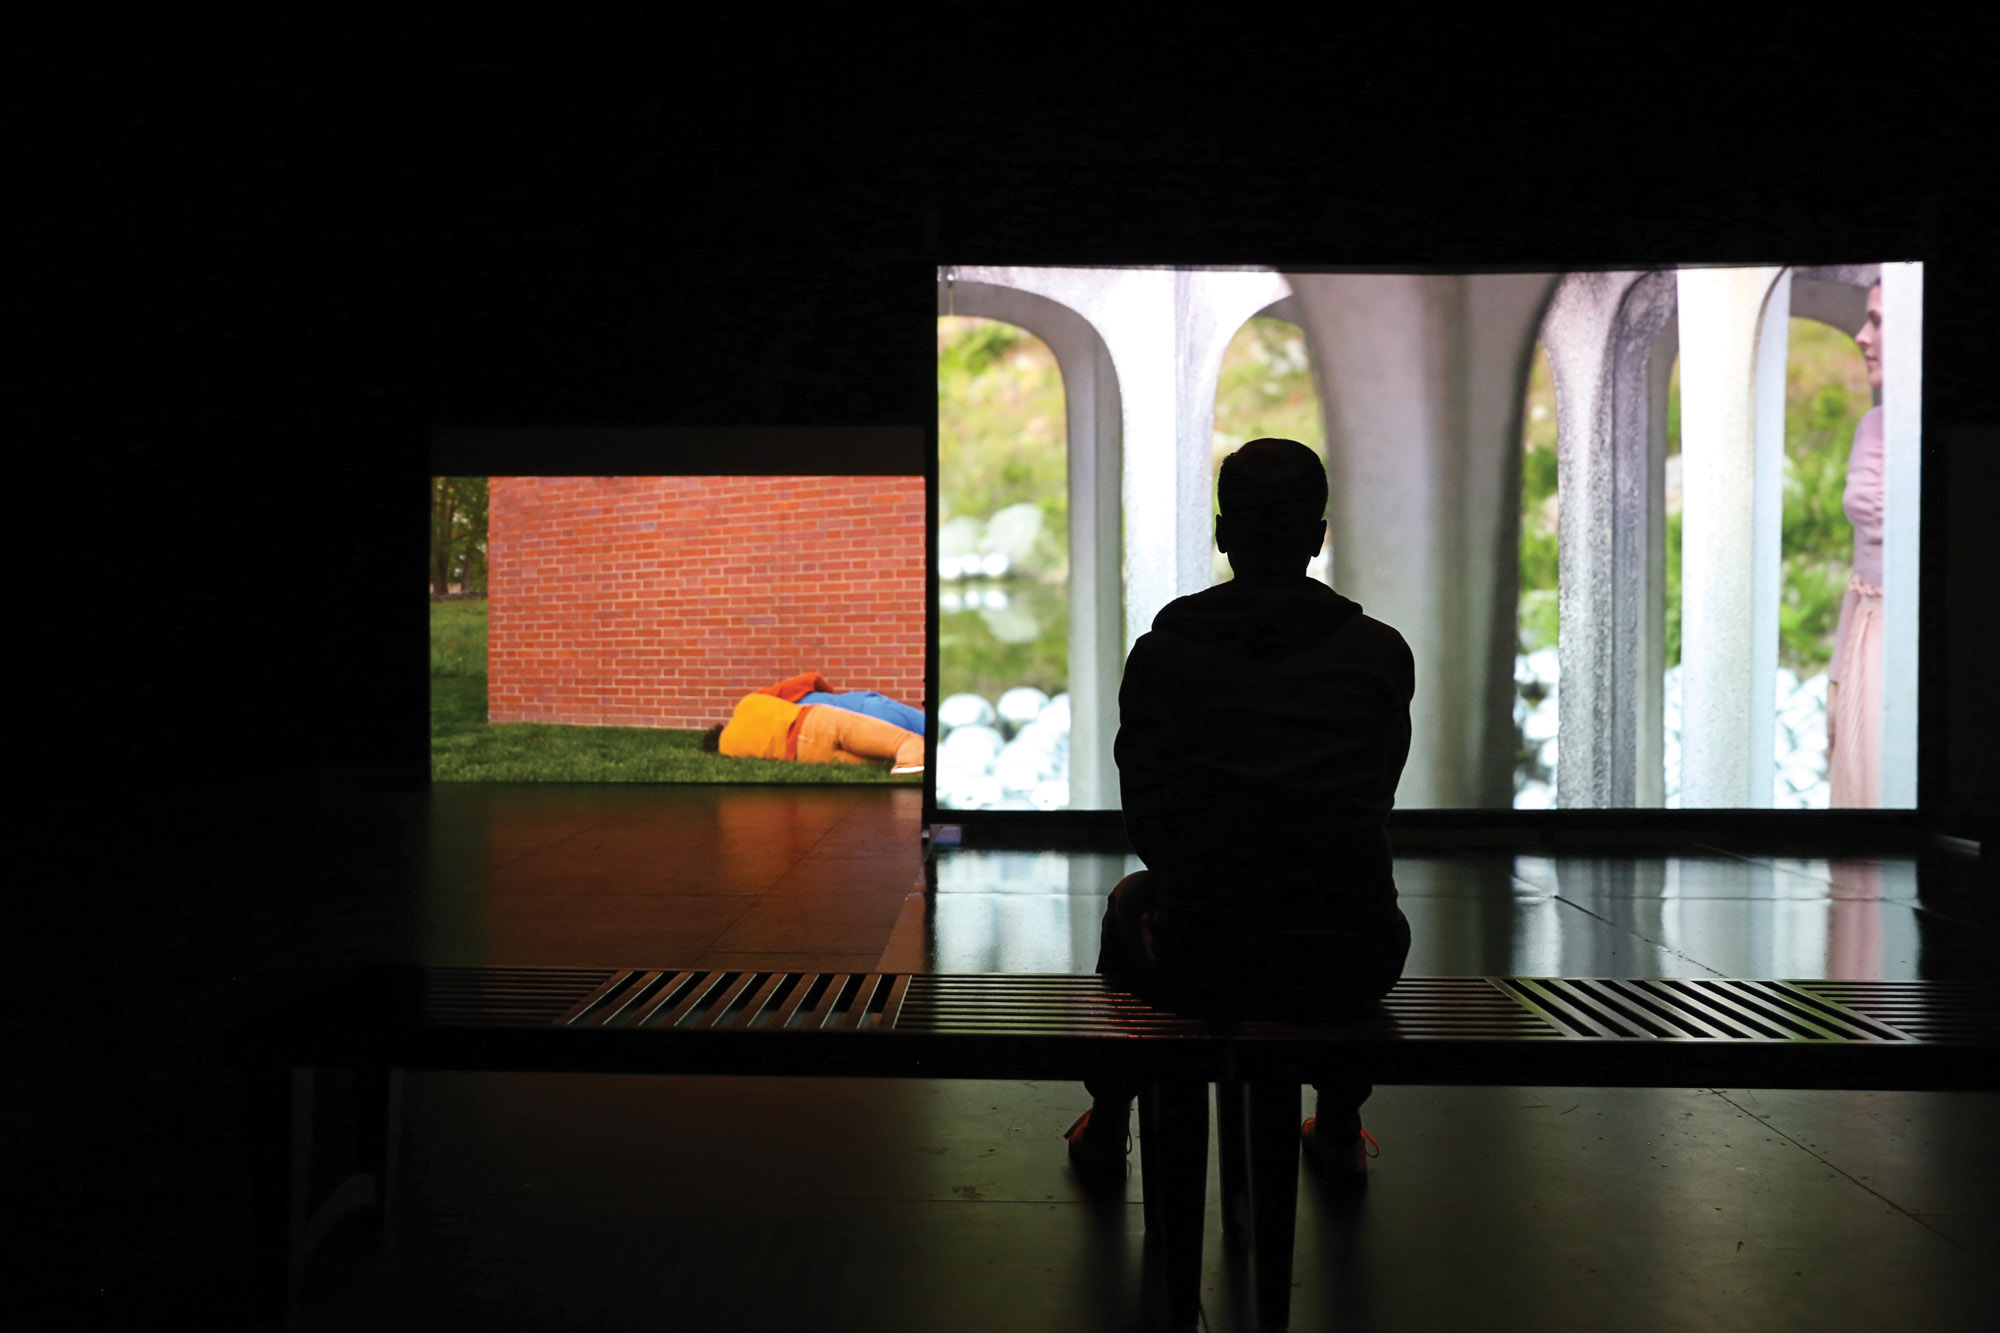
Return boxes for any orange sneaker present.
[1301,1118,1378,1181]
[1063,1108,1132,1183]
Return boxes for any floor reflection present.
[921,846,1985,982]
[289,790,1993,1331]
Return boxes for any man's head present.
[1215,437,1328,577]
[700,724,724,753]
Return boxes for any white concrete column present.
[1286,272,1557,808]
[1676,266,1787,807]
[942,274,1124,809]
[1879,261,1923,807]
[1067,333,1123,809]
[1170,270,1299,596]
[1750,270,1793,806]
[1640,317,1676,808]
[1542,270,1675,808]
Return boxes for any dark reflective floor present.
[294,786,1997,1331]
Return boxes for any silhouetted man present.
[1064,437,1415,1181]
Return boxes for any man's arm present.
[758,671,835,702]
[1381,633,1415,801]
[1114,634,1187,869]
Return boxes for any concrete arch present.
[1792,264,1879,345]
[1670,264,1795,806]
[1207,304,1325,578]
[1286,271,1559,808]
[937,277,1123,809]
[940,266,1297,808]
[1549,261,1909,809]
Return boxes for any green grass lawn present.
[430,600,918,785]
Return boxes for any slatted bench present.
[246,968,2000,1330]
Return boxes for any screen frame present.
[428,426,934,790]
[923,261,1943,837]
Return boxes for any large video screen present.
[935,264,1923,812]
[430,474,926,785]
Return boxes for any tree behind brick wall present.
[429,476,489,596]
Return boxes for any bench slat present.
[273,970,1998,1090]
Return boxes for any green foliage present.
[1517,346,1560,653]
[1211,318,1324,460]
[428,603,913,784]
[1664,508,1683,668]
[939,582,1069,704]
[430,598,489,678]
[936,317,1069,554]
[1776,320,1869,674]
[431,476,489,595]
[936,317,1021,383]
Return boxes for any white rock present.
[980,502,1045,572]
[1040,694,1072,734]
[938,515,985,560]
[938,694,996,731]
[1030,780,1069,811]
[942,724,1004,767]
[997,687,1050,727]
[1514,782,1554,810]
[952,775,1005,809]
[979,551,1011,579]
[1012,718,1062,755]
[995,741,1052,791]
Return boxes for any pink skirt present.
[1828,578,1883,808]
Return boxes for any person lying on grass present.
[753,672,926,736]
[701,689,924,773]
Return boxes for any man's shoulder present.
[1345,612,1413,655]
[1345,614,1416,692]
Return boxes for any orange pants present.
[794,705,923,769]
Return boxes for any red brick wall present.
[487,476,926,729]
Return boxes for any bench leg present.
[249,1064,400,1329]
[1139,1078,1209,1331]
[249,1065,314,1329]
[353,1066,402,1223]
[1217,1078,1250,1240]
[1245,1082,1302,1330]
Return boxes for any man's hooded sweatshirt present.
[1116,574,1414,940]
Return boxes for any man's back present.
[1116,572,1414,935]
[1065,439,1413,1175]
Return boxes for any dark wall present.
[36,29,1996,818]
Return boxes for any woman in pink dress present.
[1828,282,1885,807]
